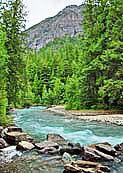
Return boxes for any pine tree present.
[0,26,8,125]
[1,0,26,107]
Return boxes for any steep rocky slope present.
[26,5,83,50]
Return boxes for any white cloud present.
[23,0,83,28]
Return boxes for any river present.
[0,106,123,173]
[13,106,123,146]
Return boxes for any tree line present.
[0,0,123,125]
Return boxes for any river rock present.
[64,161,110,173]
[0,138,8,149]
[60,147,82,155]
[47,133,68,146]
[84,146,114,161]
[38,146,58,155]
[47,133,66,142]
[5,132,28,145]
[35,141,59,150]
[16,141,35,151]
[114,143,123,152]
[7,126,22,133]
[89,142,116,156]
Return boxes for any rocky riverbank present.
[47,106,123,126]
[0,125,123,173]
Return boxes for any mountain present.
[26,5,84,50]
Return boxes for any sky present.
[24,0,83,29]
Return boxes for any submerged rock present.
[16,141,35,151]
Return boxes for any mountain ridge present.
[26,4,84,50]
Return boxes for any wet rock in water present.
[47,133,66,141]
[89,142,116,156]
[83,146,114,161]
[38,146,58,155]
[35,141,59,150]
[114,143,123,152]
[68,142,81,148]
[0,126,3,137]
[0,138,9,149]
[5,132,28,145]
[47,134,68,147]
[16,141,35,151]
[60,147,82,155]
[7,126,22,133]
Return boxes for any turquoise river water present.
[13,106,123,146]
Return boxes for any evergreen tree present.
[0,26,8,125]
[1,0,26,107]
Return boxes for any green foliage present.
[1,0,26,107]
[25,0,123,110]
[0,0,123,116]
[0,25,9,125]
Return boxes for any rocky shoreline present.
[0,125,123,173]
[47,106,123,126]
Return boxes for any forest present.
[0,0,123,125]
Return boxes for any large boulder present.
[89,142,116,156]
[0,138,8,149]
[16,141,35,151]
[5,132,28,145]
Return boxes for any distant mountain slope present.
[26,5,84,50]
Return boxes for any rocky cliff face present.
[26,5,83,50]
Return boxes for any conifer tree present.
[1,0,26,107]
[0,26,8,125]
